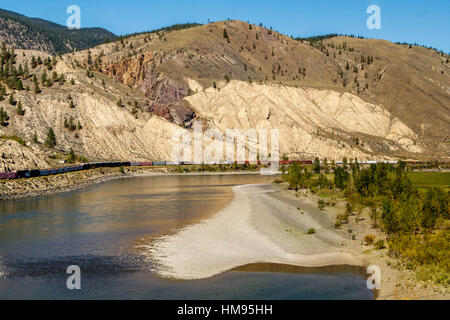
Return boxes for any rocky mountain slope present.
[0,8,116,54]
[0,20,449,171]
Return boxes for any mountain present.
[0,8,116,54]
[0,19,449,171]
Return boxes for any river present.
[0,174,373,299]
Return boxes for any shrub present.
[318,199,326,210]
[337,212,349,222]
[364,234,376,246]
[307,228,316,235]
[375,240,386,250]
[0,135,26,146]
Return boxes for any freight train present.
[0,160,447,180]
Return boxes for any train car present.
[140,162,153,166]
[30,170,40,178]
[39,169,50,176]
[49,169,58,175]
[130,162,141,167]
[166,161,180,166]
[16,170,30,179]
[5,172,17,179]
[57,168,64,174]
[153,161,166,166]
[180,161,193,166]
[82,164,93,170]
[0,172,8,180]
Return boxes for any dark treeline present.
[0,8,117,54]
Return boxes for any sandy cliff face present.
[0,139,49,172]
[185,80,420,160]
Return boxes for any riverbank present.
[144,181,449,300]
[0,166,264,200]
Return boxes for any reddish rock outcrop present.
[103,53,196,126]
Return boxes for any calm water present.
[0,174,373,300]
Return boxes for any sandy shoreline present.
[143,183,363,280]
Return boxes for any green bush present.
[375,240,386,250]
[318,199,326,210]
[0,134,26,146]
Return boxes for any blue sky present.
[1,0,449,52]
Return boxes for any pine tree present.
[68,148,76,163]
[34,81,41,94]
[9,93,16,105]
[45,128,56,148]
[41,71,47,85]
[16,101,25,116]
[87,51,92,65]
[0,109,7,126]
[313,158,321,174]
[68,117,76,131]
[16,79,23,90]
[32,132,38,143]
[31,56,37,68]
[24,62,29,78]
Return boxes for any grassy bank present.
[408,172,450,192]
